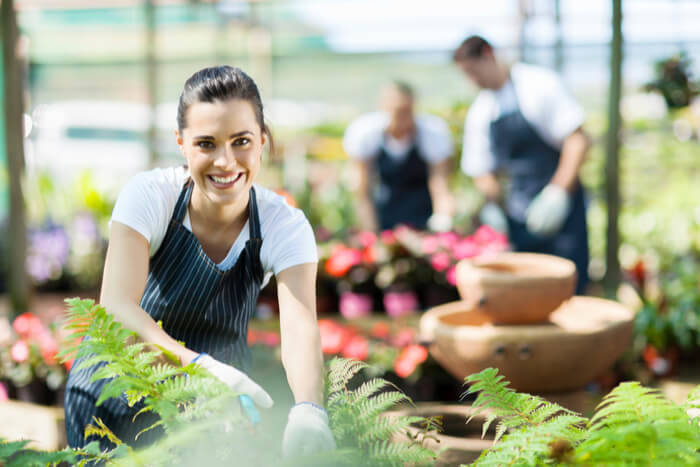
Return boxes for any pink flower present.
[341,335,369,361]
[383,291,418,318]
[0,382,8,402]
[473,225,508,247]
[12,313,45,339]
[356,231,377,248]
[339,292,373,320]
[38,332,59,365]
[430,252,451,272]
[421,235,440,255]
[438,231,459,248]
[452,238,481,260]
[391,328,416,348]
[260,331,281,347]
[446,266,458,286]
[10,340,30,363]
[380,229,396,245]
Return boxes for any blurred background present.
[1,0,700,456]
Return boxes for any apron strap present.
[173,177,194,224]
[247,186,262,241]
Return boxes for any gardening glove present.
[193,353,273,409]
[427,213,453,232]
[525,184,571,237]
[479,201,509,234]
[282,402,336,458]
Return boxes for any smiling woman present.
[62,66,335,458]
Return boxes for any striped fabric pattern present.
[64,180,264,450]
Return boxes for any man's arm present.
[550,127,590,191]
[352,159,379,232]
[427,158,454,217]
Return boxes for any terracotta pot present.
[420,296,634,393]
[456,252,576,324]
[383,403,495,466]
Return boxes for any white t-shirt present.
[342,112,453,163]
[110,166,318,285]
[460,63,585,177]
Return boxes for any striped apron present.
[64,179,264,450]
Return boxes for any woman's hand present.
[193,354,273,408]
[282,402,336,457]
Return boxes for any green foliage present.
[644,51,699,109]
[464,368,700,466]
[325,357,438,467]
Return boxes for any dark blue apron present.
[489,85,589,294]
[373,137,433,231]
[64,179,264,450]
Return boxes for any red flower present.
[38,332,59,365]
[472,225,508,247]
[341,335,369,361]
[430,252,451,272]
[361,245,377,264]
[12,313,45,339]
[318,319,352,355]
[325,245,362,278]
[370,322,391,340]
[10,340,30,363]
[394,344,428,378]
[247,329,260,345]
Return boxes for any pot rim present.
[421,296,634,341]
[457,252,576,284]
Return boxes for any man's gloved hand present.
[479,202,509,234]
[525,184,571,237]
[427,213,453,232]
[193,354,273,408]
[282,402,336,458]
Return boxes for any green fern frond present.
[589,382,683,430]
[85,417,128,449]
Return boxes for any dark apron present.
[489,90,589,294]
[373,138,433,231]
[64,180,264,450]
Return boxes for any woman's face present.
[176,98,265,207]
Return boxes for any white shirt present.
[342,112,453,163]
[461,63,585,177]
[110,166,318,285]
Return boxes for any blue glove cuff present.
[293,401,327,414]
[191,352,208,363]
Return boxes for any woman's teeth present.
[210,174,239,184]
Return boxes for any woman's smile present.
[207,172,245,189]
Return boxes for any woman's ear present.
[175,129,185,157]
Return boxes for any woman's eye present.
[196,141,214,149]
[233,138,250,146]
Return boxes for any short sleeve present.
[110,168,183,256]
[416,114,453,164]
[342,112,387,160]
[515,65,585,148]
[460,94,499,177]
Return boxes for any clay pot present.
[456,252,576,324]
[420,296,634,393]
[383,403,495,466]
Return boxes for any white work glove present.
[427,213,453,232]
[282,402,336,458]
[193,353,273,409]
[525,184,571,237]
[479,202,509,234]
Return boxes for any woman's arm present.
[276,262,323,405]
[100,221,199,366]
